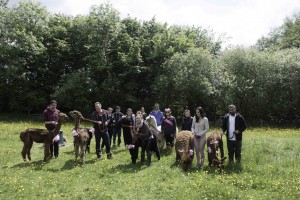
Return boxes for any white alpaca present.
[145,115,165,149]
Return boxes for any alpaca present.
[69,110,90,164]
[20,112,68,162]
[145,115,165,149]
[175,131,194,171]
[207,131,226,169]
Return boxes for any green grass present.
[0,116,300,200]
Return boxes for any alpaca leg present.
[27,141,33,161]
[44,143,51,162]
[21,144,27,161]
[75,145,79,161]
[80,145,85,164]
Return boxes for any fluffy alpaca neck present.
[53,118,62,136]
[75,118,80,131]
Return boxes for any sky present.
[8,0,300,47]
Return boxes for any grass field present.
[0,115,299,200]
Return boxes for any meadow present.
[0,115,299,200]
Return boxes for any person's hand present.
[97,121,102,125]
[105,122,108,126]
[234,130,240,134]
[220,131,224,136]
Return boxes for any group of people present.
[42,100,246,168]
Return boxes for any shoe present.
[97,154,101,159]
[107,153,112,159]
[55,156,58,159]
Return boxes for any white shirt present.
[229,114,236,141]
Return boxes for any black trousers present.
[114,127,122,145]
[164,133,175,148]
[102,128,114,148]
[50,141,59,157]
[227,140,242,162]
[95,131,110,156]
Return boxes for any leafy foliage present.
[0,1,300,123]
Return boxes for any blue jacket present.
[149,110,164,126]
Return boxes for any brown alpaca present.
[20,112,68,162]
[175,131,194,171]
[69,110,89,164]
[207,131,227,169]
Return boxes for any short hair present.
[107,107,113,111]
[95,102,101,107]
[229,104,236,109]
[165,108,171,113]
[49,100,57,105]
[115,106,120,109]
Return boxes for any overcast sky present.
[8,0,300,47]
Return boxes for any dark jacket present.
[162,116,177,135]
[113,112,124,129]
[92,110,110,132]
[43,107,60,131]
[221,113,246,141]
[107,114,116,130]
[182,116,193,131]
[118,116,135,145]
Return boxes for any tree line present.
[0,1,300,123]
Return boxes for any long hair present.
[195,107,206,123]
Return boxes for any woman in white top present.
[191,107,209,168]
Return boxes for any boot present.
[107,152,112,159]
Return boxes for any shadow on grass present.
[12,160,48,171]
[223,162,243,174]
[110,146,127,155]
[63,150,75,155]
[159,148,174,157]
[107,162,145,174]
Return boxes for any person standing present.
[221,104,246,163]
[43,100,60,159]
[118,108,139,164]
[101,107,115,149]
[92,102,112,159]
[191,107,209,168]
[113,106,124,147]
[134,114,160,166]
[161,108,177,150]
[150,103,164,127]
[140,107,148,120]
[182,109,193,131]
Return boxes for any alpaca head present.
[145,115,157,128]
[180,149,193,171]
[59,112,69,122]
[69,110,83,119]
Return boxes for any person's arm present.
[191,117,195,134]
[235,115,246,134]
[199,118,209,137]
